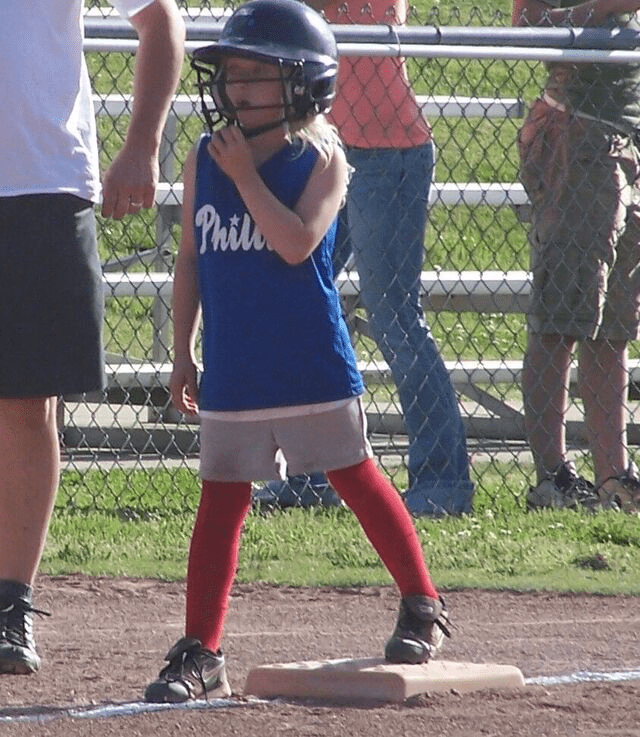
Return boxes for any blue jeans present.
[336,143,474,515]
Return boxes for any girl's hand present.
[208,126,256,183]
[169,357,199,416]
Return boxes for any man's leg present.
[522,332,574,482]
[0,396,59,673]
[579,338,628,483]
[0,396,59,585]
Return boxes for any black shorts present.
[0,194,105,398]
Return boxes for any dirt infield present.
[1,575,639,736]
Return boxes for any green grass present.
[41,466,640,595]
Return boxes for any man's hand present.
[100,0,184,220]
[100,141,159,220]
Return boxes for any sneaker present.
[0,586,48,675]
[252,473,342,509]
[144,637,231,703]
[527,461,598,511]
[384,595,451,665]
[597,464,640,514]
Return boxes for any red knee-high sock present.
[185,480,252,652]
[328,459,439,599]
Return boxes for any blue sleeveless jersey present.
[194,134,364,411]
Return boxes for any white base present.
[244,657,526,702]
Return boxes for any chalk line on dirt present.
[525,668,640,687]
[0,697,266,724]
[2,668,640,724]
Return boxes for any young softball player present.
[144,0,450,703]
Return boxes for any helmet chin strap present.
[237,117,288,139]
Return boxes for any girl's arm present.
[208,127,349,265]
[513,0,640,26]
[169,145,201,416]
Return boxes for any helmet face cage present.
[191,0,338,136]
[192,55,336,136]
[212,60,291,127]
[191,58,222,133]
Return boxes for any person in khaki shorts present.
[514,0,640,513]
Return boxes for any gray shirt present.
[543,2,640,134]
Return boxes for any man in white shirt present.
[0,0,184,674]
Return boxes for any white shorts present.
[199,396,373,482]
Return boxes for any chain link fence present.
[60,2,639,516]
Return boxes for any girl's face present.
[221,57,284,131]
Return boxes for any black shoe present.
[597,463,640,514]
[384,596,451,665]
[144,637,231,703]
[527,461,598,511]
[0,583,49,675]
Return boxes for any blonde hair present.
[289,115,351,207]
[290,114,343,167]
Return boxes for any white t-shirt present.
[0,0,154,202]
